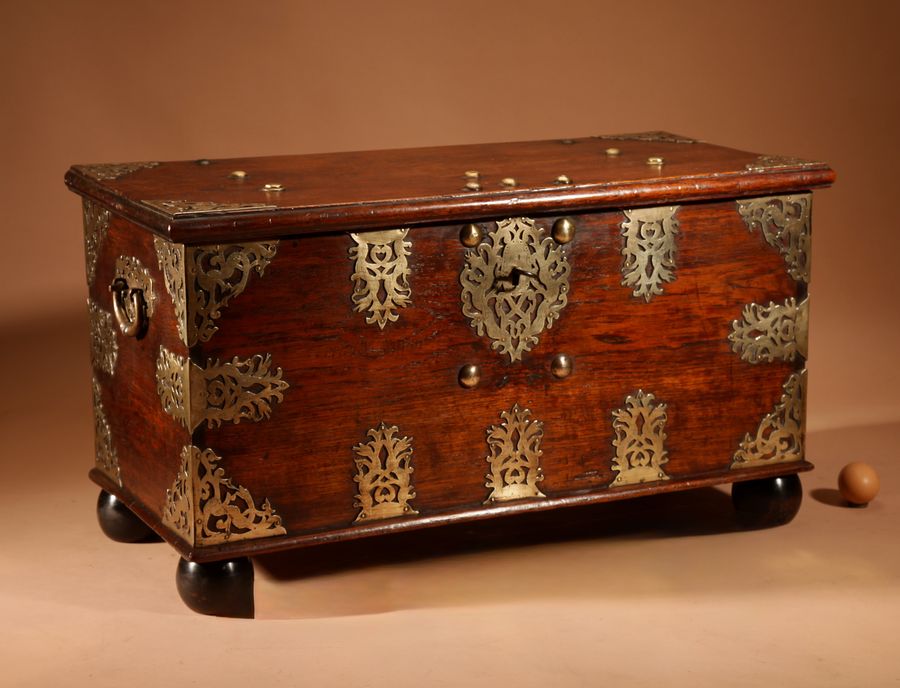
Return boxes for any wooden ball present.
[838,462,880,506]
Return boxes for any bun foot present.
[176,558,254,618]
[96,490,160,543]
[732,473,803,529]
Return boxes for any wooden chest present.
[65,132,834,617]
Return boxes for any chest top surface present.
[64,131,834,243]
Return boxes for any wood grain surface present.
[77,135,830,563]
[88,212,190,528]
[64,135,835,242]
[85,196,812,562]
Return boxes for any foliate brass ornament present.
[156,347,191,427]
[162,445,287,546]
[142,200,277,216]
[349,229,412,329]
[737,194,811,283]
[729,297,809,363]
[732,370,807,469]
[620,206,680,302]
[188,242,279,344]
[598,131,697,144]
[484,404,547,503]
[91,376,122,487]
[154,238,279,346]
[78,161,159,181]
[460,217,570,362]
[88,299,118,376]
[155,346,289,431]
[153,237,187,340]
[82,199,110,287]
[352,423,418,522]
[745,155,824,172]
[161,452,192,542]
[611,390,670,486]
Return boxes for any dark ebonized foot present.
[96,490,160,543]
[176,557,255,618]
[732,473,803,529]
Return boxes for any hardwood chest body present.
[65,132,834,617]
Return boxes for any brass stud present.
[460,224,483,248]
[464,170,480,179]
[556,174,572,185]
[605,147,621,156]
[551,354,572,379]
[500,177,517,188]
[229,170,247,179]
[458,364,481,389]
[262,183,284,192]
[552,217,576,244]
[464,181,482,191]
[647,157,665,166]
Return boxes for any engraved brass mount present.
[620,206,680,301]
[92,376,122,487]
[82,199,110,288]
[611,390,670,485]
[730,297,808,363]
[162,445,287,546]
[460,217,570,362]
[88,298,118,376]
[484,404,547,502]
[79,161,159,181]
[143,200,277,216]
[353,423,418,521]
[732,370,806,469]
[156,346,289,431]
[737,194,811,283]
[349,229,412,329]
[154,238,279,346]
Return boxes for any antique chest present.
[65,132,834,617]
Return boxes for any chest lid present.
[65,132,834,243]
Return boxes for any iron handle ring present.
[110,277,146,337]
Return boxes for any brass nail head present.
[464,181,482,191]
[229,170,247,179]
[460,224,483,248]
[458,364,481,389]
[464,170,480,179]
[647,157,665,166]
[605,147,621,156]
[551,353,573,379]
[500,177,517,188]
[552,217,576,244]
[262,183,284,192]
[556,174,572,185]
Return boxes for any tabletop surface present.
[64,132,835,242]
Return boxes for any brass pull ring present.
[110,277,147,337]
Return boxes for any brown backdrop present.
[1,2,899,684]
[2,0,898,431]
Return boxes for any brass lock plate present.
[459,217,570,362]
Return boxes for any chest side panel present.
[85,207,191,532]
